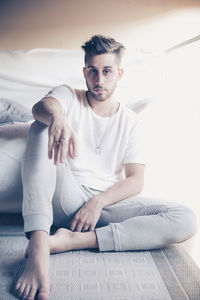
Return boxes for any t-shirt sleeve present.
[123,118,146,165]
[42,85,74,115]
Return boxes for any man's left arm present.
[94,163,144,208]
[70,163,145,232]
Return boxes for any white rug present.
[0,226,200,300]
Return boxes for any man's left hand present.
[69,197,103,232]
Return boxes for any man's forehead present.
[87,65,113,69]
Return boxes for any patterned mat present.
[0,226,200,300]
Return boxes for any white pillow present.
[0,98,33,124]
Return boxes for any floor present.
[181,203,200,268]
[1,206,200,268]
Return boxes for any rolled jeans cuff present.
[23,214,52,236]
[95,223,120,252]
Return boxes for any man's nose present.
[96,72,104,85]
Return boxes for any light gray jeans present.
[22,121,197,251]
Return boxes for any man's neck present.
[86,91,119,117]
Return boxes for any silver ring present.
[82,228,89,232]
[54,138,66,145]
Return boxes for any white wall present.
[0,0,199,51]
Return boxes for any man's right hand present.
[48,113,78,165]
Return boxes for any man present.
[15,35,196,300]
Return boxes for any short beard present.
[85,81,117,102]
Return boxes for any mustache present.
[94,85,105,89]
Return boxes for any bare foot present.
[49,228,98,254]
[15,231,50,300]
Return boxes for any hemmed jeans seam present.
[111,223,121,251]
[95,225,115,252]
[23,213,52,222]
[23,213,52,234]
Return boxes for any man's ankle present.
[29,230,49,240]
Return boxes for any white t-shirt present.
[44,85,145,191]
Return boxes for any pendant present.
[96,147,101,155]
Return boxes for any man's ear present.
[83,67,86,78]
[118,68,124,80]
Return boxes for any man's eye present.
[103,69,111,75]
[90,69,97,75]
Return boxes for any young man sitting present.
[15,35,196,300]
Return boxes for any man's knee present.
[23,120,54,174]
[30,120,48,135]
[169,204,197,243]
[27,121,49,152]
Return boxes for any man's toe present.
[27,286,37,300]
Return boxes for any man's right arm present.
[32,97,63,126]
[32,97,78,165]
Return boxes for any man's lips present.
[94,87,105,92]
